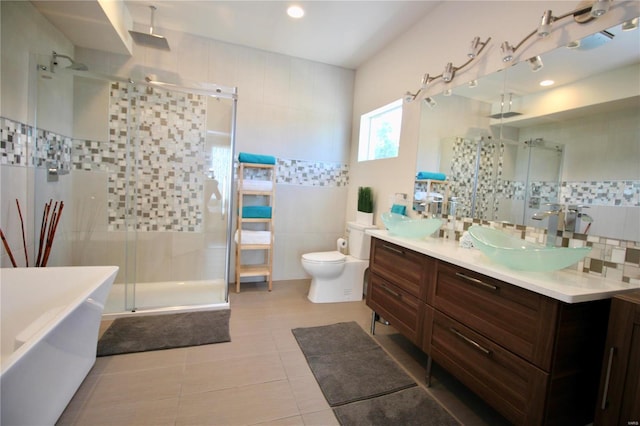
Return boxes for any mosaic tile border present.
[276,158,349,187]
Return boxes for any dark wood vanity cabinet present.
[367,238,435,345]
[367,237,611,426]
[594,291,640,426]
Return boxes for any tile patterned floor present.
[57,280,509,425]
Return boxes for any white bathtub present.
[1,266,118,426]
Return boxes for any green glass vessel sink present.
[381,212,442,239]
[467,225,591,271]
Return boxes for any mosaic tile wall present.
[562,180,640,207]
[107,83,207,232]
[276,158,349,186]
[238,158,348,187]
[434,137,500,219]
[435,215,640,284]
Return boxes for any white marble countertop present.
[367,229,640,304]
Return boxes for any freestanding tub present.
[1,266,118,426]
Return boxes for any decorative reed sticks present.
[0,199,64,267]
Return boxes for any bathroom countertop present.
[367,229,640,304]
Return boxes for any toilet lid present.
[302,251,346,264]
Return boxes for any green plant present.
[357,187,373,213]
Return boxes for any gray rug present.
[292,322,458,425]
[97,309,231,356]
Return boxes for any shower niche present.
[437,135,564,225]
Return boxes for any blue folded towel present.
[416,171,447,181]
[242,206,272,219]
[239,152,276,165]
[391,204,406,215]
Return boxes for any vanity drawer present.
[367,272,423,345]
[433,261,558,370]
[370,238,432,301]
[430,310,548,425]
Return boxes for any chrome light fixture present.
[424,97,437,108]
[421,73,431,90]
[538,10,554,37]
[442,63,455,82]
[403,91,416,103]
[502,2,613,66]
[527,56,544,72]
[622,17,639,31]
[501,42,515,62]
[404,36,490,102]
[590,0,611,17]
[467,36,489,58]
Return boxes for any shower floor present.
[103,279,228,317]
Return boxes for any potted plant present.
[356,186,374,225]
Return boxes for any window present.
[358,99,403,162]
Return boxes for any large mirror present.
[416,19,640,241]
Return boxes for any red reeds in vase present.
[0,199,64,267]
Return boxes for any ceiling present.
[32,0,441,69]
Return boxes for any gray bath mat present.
[333,386,459,426]
[97,309,231,356]
[292,322,458,425]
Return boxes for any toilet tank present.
[346,221,377,260]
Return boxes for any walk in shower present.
[440,136,563,224]
[29,55,236,316]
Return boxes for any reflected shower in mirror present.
[415,19,640,241]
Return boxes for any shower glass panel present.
[30,60,235,315]
[441,136,500,220]
[439,135,563,225]
[522,139,564,227]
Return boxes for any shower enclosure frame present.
[29,57,238,316]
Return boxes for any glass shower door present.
[118,81,236,312]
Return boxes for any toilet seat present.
[302,251,346,264]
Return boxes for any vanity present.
[365,229,640,425]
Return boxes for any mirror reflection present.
[415,20,640,241]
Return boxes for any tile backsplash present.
[437,215,640,285]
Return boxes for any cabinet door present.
[367,272,423,345]
[433,261,558,370]
[369,239,433,301]
[430,310,548,425]
[595,294,640,426]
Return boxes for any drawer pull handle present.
[450,327,491,356]
[381,285,401,298]
[382,244,404,255]
[455,272,498,292]
[600,346,615,410]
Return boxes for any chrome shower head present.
[50,51,88,72]
[129,5,170,51]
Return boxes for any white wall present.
[0,1,355,282]
[349,0,639,223]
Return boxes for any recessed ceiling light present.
[540,80,555,87]
[287,5,304,18]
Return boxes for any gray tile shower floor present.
[57,280,509,425]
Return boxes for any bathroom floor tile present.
[181,352,287,395]
[176,380,299,425]
[58,279,507,425]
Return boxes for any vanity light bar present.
[501,0,613,63]
[405,36,491,103]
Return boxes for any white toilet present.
[301,221,376,303]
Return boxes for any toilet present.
[301,221,376,303]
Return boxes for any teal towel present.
[239,152,276,165]
[391,204,406,215]
[416,171,446,181]
[242,206,272,218]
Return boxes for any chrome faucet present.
[532,203,562,247]
[565,205,593,234]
